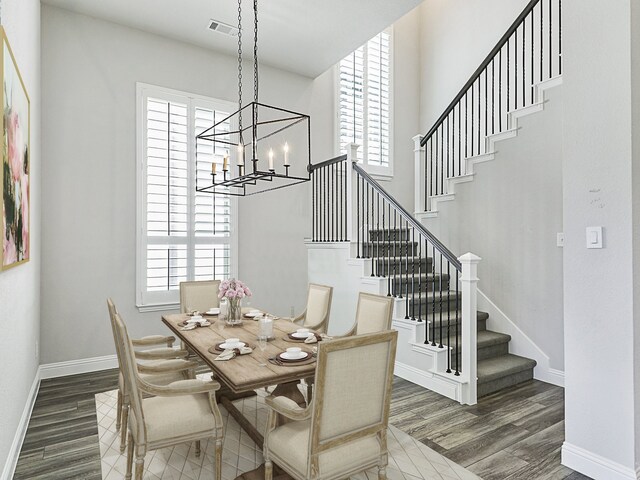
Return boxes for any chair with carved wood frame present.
[343,292,394,337]
[292,284,334,333]
[113,312,225,480]
[107,298,197,453]
[263,330,398,480]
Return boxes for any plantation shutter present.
[339,30,391,169]
[137,85,237,309]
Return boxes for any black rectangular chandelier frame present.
[195,101,311,197]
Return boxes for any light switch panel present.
[586,226,603,249]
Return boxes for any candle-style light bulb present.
[237,144,244,165]
[283,142,290,166]
[223,156,229,172]
[268,148,275,171]
[211,162,216,174]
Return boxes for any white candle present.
[237,144,244,165]
[268,148,274,170]
[211,162,216,173]
[222,156,228,172]
[283,142,290,166]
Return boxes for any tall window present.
[136,84,237,311]
[338,29,392,176]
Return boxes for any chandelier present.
[196,0,311,196]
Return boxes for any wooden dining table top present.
[162,312,317,394]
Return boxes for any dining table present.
[161,309,317,453]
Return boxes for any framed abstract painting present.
[1,27,30,271]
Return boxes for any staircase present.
[368,228,536,398]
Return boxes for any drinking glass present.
[257,335,268,367]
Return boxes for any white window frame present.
[336,27,394,180]
[135,83,239,312]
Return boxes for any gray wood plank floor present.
[14,370,590,479]
[390,377,592,480]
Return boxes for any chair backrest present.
[112,312,148,444]
[107,298,125,371]
[309,330,398,469]
[354,292,394,335]
[303,284,333,332]
[179,280,221,313]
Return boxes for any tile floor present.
[96,384,481,480]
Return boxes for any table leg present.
[271,381,306,407]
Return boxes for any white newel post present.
[413,135,425,214]
[459,252,481,405]
[345,143,359,243]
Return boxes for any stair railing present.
[310,144,480,404]
[418,0,562,213]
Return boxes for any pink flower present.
[226,289,237,299]
[236,290,245,299]
[243,287,252,297]
[220,280,230,291]
[6,111,23,182]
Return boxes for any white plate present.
[220,341,245,350]
[281,351,307,360]
[244,311,261,318]
[206,308,220,315]
[187,316,204,323]
[291,331,313,339]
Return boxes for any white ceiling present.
[41,0,422,78]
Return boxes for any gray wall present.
[0,0,41,472]
[40,5,333,363]
[422,88,564,369]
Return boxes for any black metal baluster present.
[458,102,461,176]
[376,191,380,277]
[429,138,433,204]
[387,202,391,296]
[365,180,369,259]
[455,269,460,376]
[371,187,376,274]
[465,91,468,160]
[312,169,316,241]
[446,116,450,181]
[446,261,451,373]
[438,253,443,348]
[344,162,348,240]
[332,163,335,242]
[515,27,518,111]
[440,126,444,194]
[431,244,436,346]
[484,70,488,151]
[477,80,481,155]
[418,234,423,321]
[411,227,416,320]
[405,217,410,319]
[522,19,526,108]
[491,58,495,135]
[507,36,511,114]
[559,0,562,75]
[339,162,343,241]
[393,209,398,297]
[434,128,439,196]
[356,171,360,257]
[549,0,552,79]
[471,80,475,156]
[499,49,502,131]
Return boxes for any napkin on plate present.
[180,320,211,330]
[214,346,253,361]
[304,333,332,344]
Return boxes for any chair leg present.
[215,439,223,480]
[125,432,134,480]
[134,448,146,480]
[120,403,129,454]
[378,466,387,480]
[195,440,201,458]
[265,460,273,480]
[116,390,123,431]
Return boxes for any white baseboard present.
[39,354,118,379]
[477,289,565,387]
[1,367,41,480]
[562,442,637,480]
[394,361,464,403]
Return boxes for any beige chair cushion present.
[355,294,393,335]
[131,393,218,443]
[304,286,331,328]
[268,420,380,478]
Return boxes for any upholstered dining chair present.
[263,330,398,480]
[107,298,197,453]
[113,311,225,480]
[179,279,221,314]
[293,284,334,333]
[344,292,394,336]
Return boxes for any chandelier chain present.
[237,0,243,133]
[253,0,259,104]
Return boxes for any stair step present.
[374,256,433,275]
[477,354,537,397]
[388,273,450,292]
[406,310,489,332]
[448,330,512,361]
[403,290,461,312]
[362,242,419,257]
[369,228,411,241]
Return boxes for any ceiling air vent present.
[208,19,239,36]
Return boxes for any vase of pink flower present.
[219,278,252,325]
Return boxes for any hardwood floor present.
[14,371,588,479]
[390,377,591,480]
